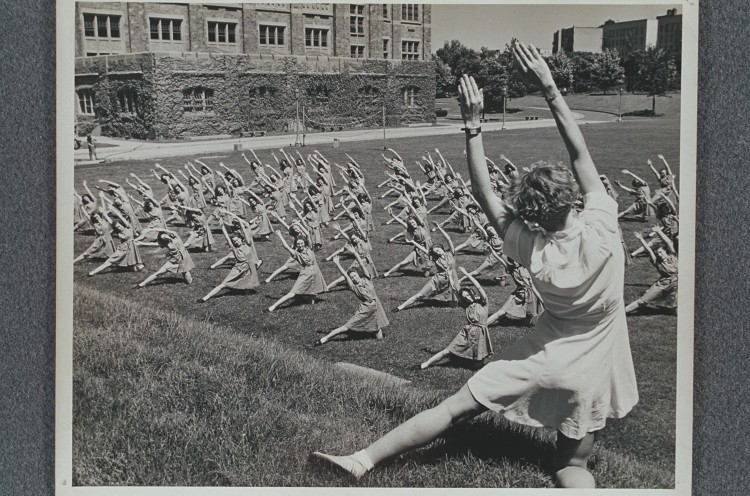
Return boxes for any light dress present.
[343,278,389,332]
[467,192,639,440]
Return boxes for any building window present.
[350,5,364,36]
[350,45,365,59]
[403,86,419,108]
[382,39,389,59]
[259,24,285,46]
[382,4,389,19]
[117,87,139,114]
[402,41,420,60]
[305,28,329,48]
[77,89,96,115]
[150,18,182,41]
[207,21,237,45]
[402,4,419,22]
[183,87,214,112]
[83,13,121,39]
[248,85,276,103]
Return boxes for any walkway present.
[74,110,614,163]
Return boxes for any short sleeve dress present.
[222,244,260,290]
[343,278,390,332]
[467,192,639,440]
[639,253,678,309]
[448,303,493,361]
[290,248,327,295]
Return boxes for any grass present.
[73,286,674,488]
[72,116,680,487]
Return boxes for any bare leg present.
[138,268,168,287]
[554,431,596,488]
[421,349,450,369]
[487,309,506,326]
[326,276,345,291]
[201,283,227,302]
[396,290,424,311]
[312,384,485,478]
[318,325,350,344]
[88,261,112,276]
[184,271,193,284]
[268,292,296,312]
[265,263,293,283]
[211,253,234,269]
[625,299,642,314]
[382,254,414,278]
[427,197,449,214]
[388,232,406,243]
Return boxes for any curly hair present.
[508,162,579,223]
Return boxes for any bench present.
[241,130,267,137]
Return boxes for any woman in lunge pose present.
[266,232,326,312]
[199,223,260,302]
[419,268,492,370]
[313,254,389,346]
[312,42,638,489]
[136,229,195,287]
[392,223,459,312]
[88,210,144,276]
[625,228,678,314]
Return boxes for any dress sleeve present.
[582,192,619,233]
[503,219,536,267]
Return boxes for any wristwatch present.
[462,126,482,137]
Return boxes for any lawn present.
[71,116,680,487]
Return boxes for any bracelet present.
[462,126,482,136]
[544,91,559,104]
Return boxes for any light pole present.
[617,86,623,122]
[294,88,301,146]
[501,85,507,130]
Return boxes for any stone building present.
[601,18,658,56]
[74,2,435,140]
[656,8,682,53]
[552,27,602,55]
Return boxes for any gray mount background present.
[1,1,747,494]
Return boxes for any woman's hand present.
[458,74,483,129]
[512,41,556,97]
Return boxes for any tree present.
[545,52,574,93]
[590,49,625,94]
[435,40,481,86]
[433,56,454,98]
[569,51,598,93]
[630,47,678,115]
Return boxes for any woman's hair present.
[428,244,445,260]
[200,165,211,174]
[346,267,362,279]
[82,193,94,203]
[357,193,370,204]
[215,185,226,195]
[452,188,464,198]
[460,286,486,306]
[508,162,579,223]
[308,185,320,195]
[157,232,170,244]
[631,178,646,187]
[294,236,308,248]
[657,201,675,217]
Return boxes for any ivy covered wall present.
[75,52,436,140]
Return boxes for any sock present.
[352,449,374,471]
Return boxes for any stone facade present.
[75,2,434,139]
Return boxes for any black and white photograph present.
[57,0,698,493]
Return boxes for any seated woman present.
[312,44,638,489]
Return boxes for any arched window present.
[183,87,214,112]
[117,87,138,114]
[403,86,419,108]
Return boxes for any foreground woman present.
[312,42,638,488]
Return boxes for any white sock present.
[352,450,374,471]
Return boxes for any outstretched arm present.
[459,267,488,305]
[433,222,455,254]
[512,42,604,195]
[458,75,515,238]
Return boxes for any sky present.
[431,3,681,52]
